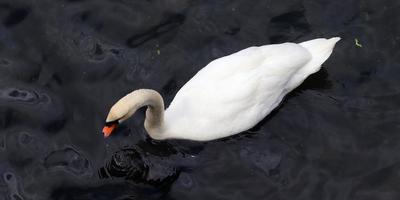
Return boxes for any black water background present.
[0,0,400,199]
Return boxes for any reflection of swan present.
[103,37,340,141]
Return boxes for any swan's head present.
[103,99,137,138]
[102,89,165,138]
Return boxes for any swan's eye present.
[103,120,119,138]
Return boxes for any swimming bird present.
[103,37,340,141]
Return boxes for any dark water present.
[0,0,399,199]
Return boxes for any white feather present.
[163,37,341,141]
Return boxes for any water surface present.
[0,0,399,199]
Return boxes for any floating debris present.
[355,38,363,48]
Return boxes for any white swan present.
[103,37,340,141]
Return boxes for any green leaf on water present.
[354,38,363,48]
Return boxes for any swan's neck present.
[124,89,167,139]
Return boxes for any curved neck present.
[123,89,166,139]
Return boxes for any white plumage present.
[104,37,341,141]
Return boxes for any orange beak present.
[103,123,117,138]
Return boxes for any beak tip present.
[103,122,118,138]
[102,123,117,138]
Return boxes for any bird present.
[103,37,340,141]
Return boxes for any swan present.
[103,37,340,141]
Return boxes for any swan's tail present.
[299,37,341,74]
[285,37,340,90]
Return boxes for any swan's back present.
[164,38,340,141]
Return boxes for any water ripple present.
[44,147,92,176]
[0,83,66,131]
[5,129,50,167]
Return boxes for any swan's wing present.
[188,43,310,82]
[164,43,311,140]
